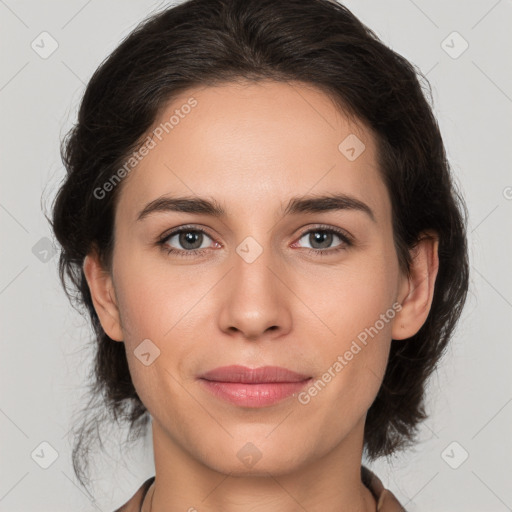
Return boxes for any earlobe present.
[392,233,439,341]
[83,251,124,342]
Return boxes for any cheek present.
[315,248,400,345]
[113,250,187,342]
[301,250,400,407]
[111,255,204,398]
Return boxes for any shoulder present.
[113,476,155,512]
[362,466,406,512]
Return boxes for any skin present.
[84,80,439,512]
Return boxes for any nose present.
[217,243,292,342]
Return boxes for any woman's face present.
[94,81,411,475]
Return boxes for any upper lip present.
[199,365,311,383]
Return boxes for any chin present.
[194,434,316,477]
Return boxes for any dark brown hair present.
[50,0,469,489]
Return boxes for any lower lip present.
[199,379,312,408]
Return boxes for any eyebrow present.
[136,193,375,222]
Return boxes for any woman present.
[51,0,469,510]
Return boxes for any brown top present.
[114,467,405,511]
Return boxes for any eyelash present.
[157,224,353,258]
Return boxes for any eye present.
[294,226,353,255]
[157,224,353,258]
[158,226,217,257]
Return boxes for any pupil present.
[181,231,201,249]
[312,231,331,248]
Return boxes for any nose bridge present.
[217,232,291,339]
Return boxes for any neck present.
[148,417,376,512]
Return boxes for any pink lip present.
[198,365,312,408]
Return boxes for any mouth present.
[198,365,312,408]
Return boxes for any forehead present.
[116,80,390,224]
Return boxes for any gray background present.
[1,0,511,510]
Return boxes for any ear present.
[83,250,124,342]
[392,232,439,340]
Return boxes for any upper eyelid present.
[159,225,215,242]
